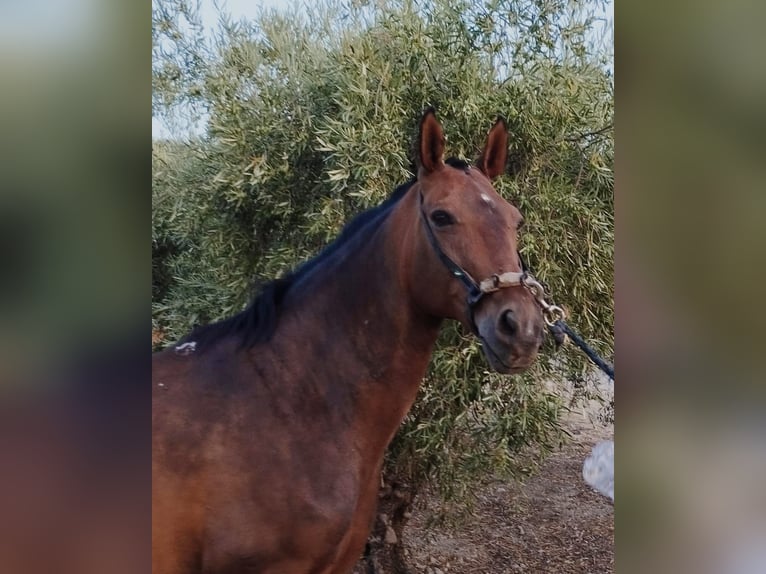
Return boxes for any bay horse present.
[152,109,544,574]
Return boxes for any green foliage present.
[153,0,613,500]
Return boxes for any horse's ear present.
[477,116,508,179]
[417,107,445,175]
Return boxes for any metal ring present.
[543,305,566,326]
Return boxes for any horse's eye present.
[430,210,455,227]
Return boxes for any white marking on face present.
[480,193,494,206]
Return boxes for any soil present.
[401,379,614,574]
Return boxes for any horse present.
[152,109,545,574]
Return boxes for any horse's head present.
[407,109,544,374]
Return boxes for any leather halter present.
[419,192,528,331]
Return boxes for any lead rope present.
[521,274,614,381]
[553,320,614,380]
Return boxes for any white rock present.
[582,440,614,501]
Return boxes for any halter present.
[418,192,614,379]
[419,192,530,331]
[418,192,567,332]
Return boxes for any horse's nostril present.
[500,310,517,336]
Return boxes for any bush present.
[153,0,613,502]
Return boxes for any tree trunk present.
[353,476,416,574]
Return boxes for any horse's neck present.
[280,188,441,453]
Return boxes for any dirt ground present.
[403,382,614,574]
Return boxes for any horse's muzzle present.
[475,301,544,374]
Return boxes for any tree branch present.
[564,123,613,142]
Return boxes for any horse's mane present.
[181,159,471,352]
[183,180,414,352]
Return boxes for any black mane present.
[183,180,415,351]
[180,159,471,352]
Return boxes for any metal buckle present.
[521,273,566,326]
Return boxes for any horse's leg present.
[319,471,383,574]
[152,546,191,574]
[152,517,202,574]
[205,556,319,574]
[152,474,204,574]
[152,524,200,574]
[320,523,374,574]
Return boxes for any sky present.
[152,0,614,139]
[199,0,298,28]
[153,0,303,138]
